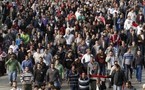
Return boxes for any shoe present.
[139,82,142,84]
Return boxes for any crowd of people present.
[0,0,145,90]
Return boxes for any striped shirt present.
[123,52,133,65]
[20,72,33,84]
[79,77,90,90]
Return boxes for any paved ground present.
[0,70,145,90]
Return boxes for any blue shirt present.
[21,60,33,71]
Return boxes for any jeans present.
[119,55,123,68]
[8,71,17,82]
[70,86,78,90]
[113,85,122,90]
[124,64,132,81]
[99,63,106,75]
[136,65,142,82]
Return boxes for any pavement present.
[0,70,145,90]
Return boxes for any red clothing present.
[110,34,121,45]
[96,53,106,64]
[67,13,76,21]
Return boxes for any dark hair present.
[115,64,120,69]
[126,81,132,85]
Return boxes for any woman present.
[55,59,64,80]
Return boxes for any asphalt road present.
[0,70,145,90]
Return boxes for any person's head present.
[132,41,136,46]
[125,81,132,88]
[121,41,125,46]
[36,63,41,69]
[115,64,120,71]
[50,63,55,69]
[37,48,40,53]
[11,54,15,59]
[86,49,91,54]
[55,59,59,65]
[71,65,76,71]
[90,55,94,63]
[81,72,86,78]
[25,67,29,72]
[12,41,15,45]
[9,48,13,54]
[99,48,103,53]
[12,81,17,88]
[109,51,113,56]
[137,50,141,55]
[114,61,118,65]
[40,57,43,62]
[25,55,29,60]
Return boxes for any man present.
[96,48,106,75]
[46,63,61,90]
[81,49,93,65]
[20,67,33,90]
[43,49,52,67]
[21,55,33,73]
[123,48,134,80]
[108,64,126,90]
[124,81,136,90]
[87,56,100,90]
[34,63,45,88]
[5,54,21,86]
[33,48,43,63]
[134,50,144,83]
[68,65,79,90]
[9,41,19,54]
[78,72,90,90]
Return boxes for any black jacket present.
[110,70,126,86]
[34,68,45,82]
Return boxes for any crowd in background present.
[0,0,145,90]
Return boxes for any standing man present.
[78,72,90,90]
[68,65,79,90]
[123,48,134,81]
[108,64,126,90]
[96,48,106,75]
[21,55,33,73]
[20,67,33,90]
[46,63,61,90]
[134,50,144,83]
[5,54,21,86]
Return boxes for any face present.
[72,66,75,71]
[55,60,59,65]
[51,64,54,69]
[25,67,29,72]
[137,51,141,55]
[126,82,131,88]
[12,82,17,88]
[82,73,86,78]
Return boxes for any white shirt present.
[33,52,43,63]
[81,54,93,64]
[137,26,142,35]
[124,19,133,30]
[127,11,136,21]
[9,45,18,53]
[75,11,81,20]
[64,34,74,45]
